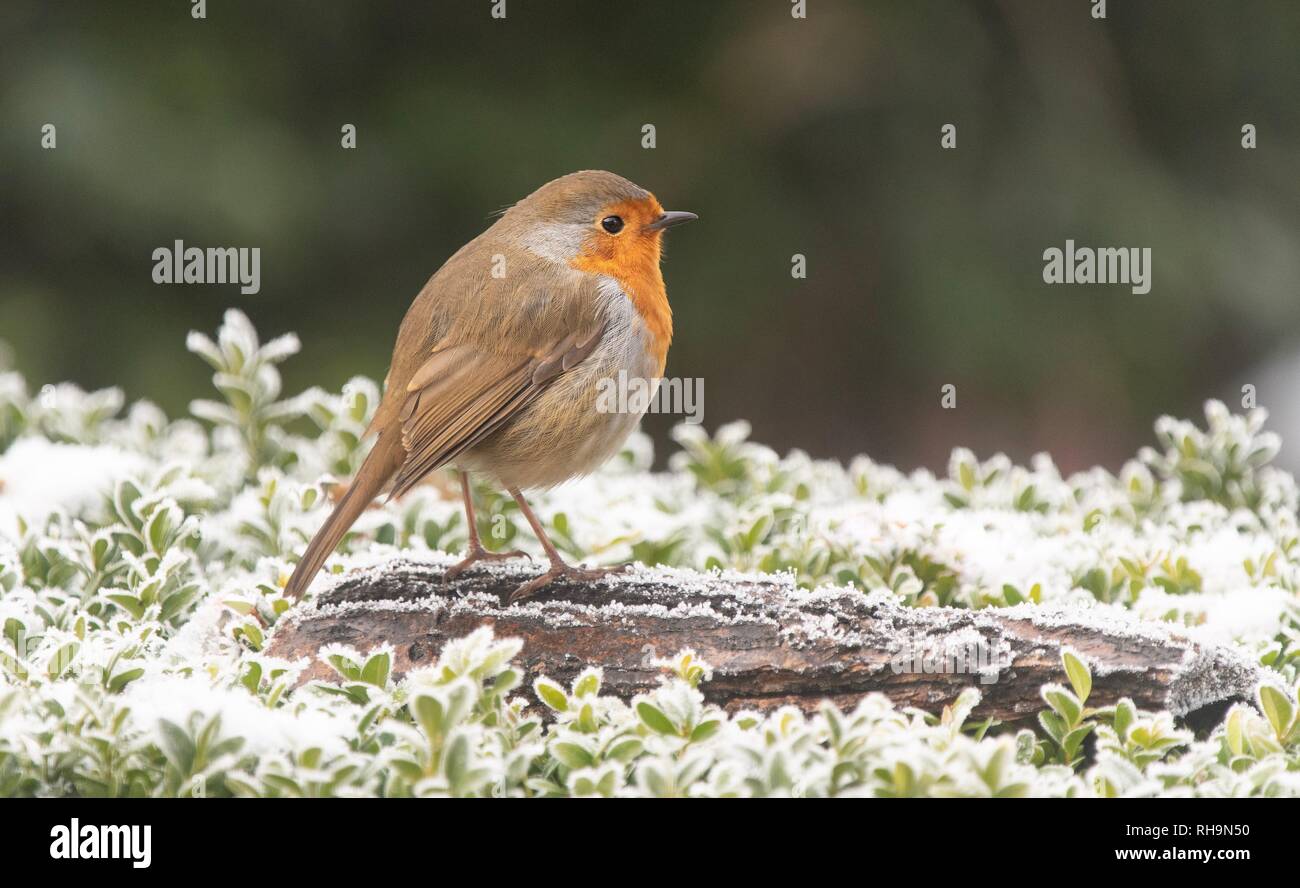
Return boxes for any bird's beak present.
[646,210,698,231]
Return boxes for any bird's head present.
[503,171,693,364]
[506,170,695,282]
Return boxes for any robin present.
[283,170,695,603]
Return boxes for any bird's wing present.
[387,321,605,498]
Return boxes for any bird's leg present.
[443,472,529,582]
[506,487,630,604]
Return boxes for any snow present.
[122,675,353,756]
[0,438,148,535]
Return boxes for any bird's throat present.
[570,246,673,370]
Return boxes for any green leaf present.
[389,759,425,783]
[1043,689,1081,727]
[606,737,644,762]
[108,667,144,693]
[325,654,361,682]
[238,623,263,650]
[1062,651,1092,705]
[1258,685,1294,741]
[158,719,196,773]
[1112,698,1135,740]
[1038,710,1066,746]
[106,594,145,620]
[958,461,976,492]
[534,678,568,712]
[551,741,594,770]
[1063,724,1094,762]
[361,651,391,688]
[573,670,600,698]
[444,732,470,787]
[636,701,678,735]
[689,720,722,743]
[1225,707,1246,756]
[46,642,79,679]
[222,599,256,616]
[1014,485,1037,511]
[2,618,24,653]
[412,694,445,741]
[159,585,199,622]
[146,506,175,553]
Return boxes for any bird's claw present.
[507,562,632,605]
[443,546,530,584]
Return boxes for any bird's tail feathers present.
[283,432,404,599]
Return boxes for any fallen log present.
[266,554,1264,727]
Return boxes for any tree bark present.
[267,556,1263,727]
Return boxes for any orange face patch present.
[569,196,673,370]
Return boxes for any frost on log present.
[267,556,1263,727]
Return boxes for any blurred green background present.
[2,0,1299,473]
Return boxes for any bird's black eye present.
[601,215,624,234]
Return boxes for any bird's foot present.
[443,545,530,583]
[507,561,632,605]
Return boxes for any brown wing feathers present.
[390,356,535,497]
[282,321,605,598]
[390,322,606,498]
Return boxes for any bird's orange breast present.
[569,198,673,372]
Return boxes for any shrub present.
[0,310,1297,797]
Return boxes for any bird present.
[283,170,696,603]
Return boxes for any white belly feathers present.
[462,276,661,489]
